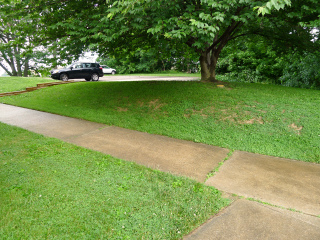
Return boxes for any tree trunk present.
[199,50,218,82]
[162,59,166,71]
[14,46,23,76]
[23,59,29,77]
[197,15,244,82]
[0,62,12,76]
[10,59,17,76]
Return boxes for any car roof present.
[73,62,99,64]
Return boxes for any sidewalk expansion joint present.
[223,190,320,220]
[245,197,320,219]
[205,149,234,181]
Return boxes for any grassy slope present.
[0,122,229,239]
[1,79,319,163]
[0,77,53,93]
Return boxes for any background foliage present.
[216,33,320,89]
[0,0,319,87]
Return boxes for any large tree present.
[0,2,30,76]
[86,0,319,81]
[0,1,48,76]
[24,0,320,81]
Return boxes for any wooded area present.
[0,0,319,88]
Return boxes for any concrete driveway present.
[99,75,200,82]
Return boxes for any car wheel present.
[60,73,68,81]
[85,77,91,81]
[111,71,116,75]
[91,73,99,81]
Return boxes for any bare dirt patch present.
[185,105,266,125]
[184,109,210,118]
[148,99,166,111]
[117,107,128,112]
[136,99,167,112]
[239,116,264,125]
[117,99,166,113]
[288,123,303,135]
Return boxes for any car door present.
[102,65,111,74]
[69,63,83,79]
[81,63,92,78]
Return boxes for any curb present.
[0,80,75,97]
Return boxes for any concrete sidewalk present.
[1,103,320,239]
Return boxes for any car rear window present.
[90,63,99,67]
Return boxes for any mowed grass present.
[0,77,53,93]
[1,78,319,163]
[0,122,229,239]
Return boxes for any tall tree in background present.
[16,0,320,82]
[0,2,33,76]
[43,0,319,82]
[101,0,320,82]
[0,1,55,76]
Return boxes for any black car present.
[50,62,104,81]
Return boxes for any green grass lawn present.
[0,77,53,93]
[1,78,319,163]
[0,122,229,239]
[1,76,319,238]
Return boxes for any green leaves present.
[255,0,292,16]
[4,0,318,82]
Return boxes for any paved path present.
[69,75,200,82]
[1,103,320,239]
[99,75,200,82]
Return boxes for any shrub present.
[280,52,320,89]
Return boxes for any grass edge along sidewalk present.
[1,80,319,164]
[0,122,230,239]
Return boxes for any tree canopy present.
[2,0,320,81]
[0,0,55,76]
[0,2,35,76]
